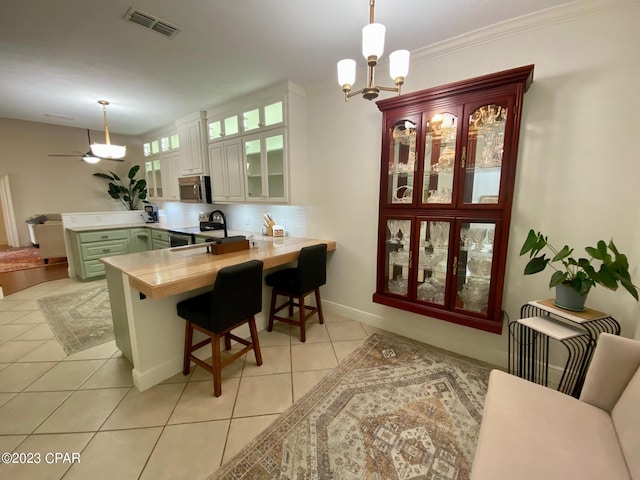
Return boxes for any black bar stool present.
[177,259,263,396]
[265,244,327,342]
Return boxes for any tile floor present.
[0,277,384,480]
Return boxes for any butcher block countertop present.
[100,236,336,300]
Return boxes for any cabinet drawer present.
[153,239,170,250]
[79,229,129,243]
[82,259,106,279]
[151,230,169,241]
[80,240,129,260]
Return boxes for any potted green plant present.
[93,165,148,210]
[519,229,639,311]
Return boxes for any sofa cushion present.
[471,370,630,480]
[612,366,640,479]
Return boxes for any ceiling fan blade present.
[48,154,83,157]
[104,158,125,162]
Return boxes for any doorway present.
[0,175,20,247]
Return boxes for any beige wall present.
[0,119,144,246]
[306,1,640,365]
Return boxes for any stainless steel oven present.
[168,231,194,247]
[178,175,212,203]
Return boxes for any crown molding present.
[411,0,638,64]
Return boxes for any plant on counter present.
[519,229,639,309]
[93,165,148,210]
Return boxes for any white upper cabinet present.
[209,140,245,202]
[205,81,307,204]
[207,113,240,142]
[242,98,284,133]
[176,111,209,176]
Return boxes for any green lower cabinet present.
[129,228,152,253]
[151,229,170,249]
[69,229,130,281]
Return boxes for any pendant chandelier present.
[337,0,410,102]
[90,100,127,159]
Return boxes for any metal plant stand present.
[508,299,620,398]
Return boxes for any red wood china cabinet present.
[373,65,534,334]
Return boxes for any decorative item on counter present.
[272,225,285,237]
[263,212,276,236]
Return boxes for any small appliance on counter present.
[143,204,159,223]
[199,209,228,237]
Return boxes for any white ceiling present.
[0,0,572,136]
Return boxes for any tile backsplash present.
[153,201,308,237]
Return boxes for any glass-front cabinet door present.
[385,116,419,206]
[460,100,512,206]
[383,217,413,298]
[243,129,286,202]
[415,219,451,305]
[454,220,498,315]
[422,109,461,206]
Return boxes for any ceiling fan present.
[48,129,124,163]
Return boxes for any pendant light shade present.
[362,23,385,61]
[389,49,410,80]
[89,100,127,159]
[337,59,357,88]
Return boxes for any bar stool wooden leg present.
[212,332,222,397]
[315,288,324,324]
[249,316,263,366]
[183,322,193,375]
[288,297,294,317]
[224,333,232,351]
[299,295,306,342]
[268,289,277,332]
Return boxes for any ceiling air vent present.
[124,7,182,39]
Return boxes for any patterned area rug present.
[37,286,114,355]
[0,247,66,273]
[210,333,491,480]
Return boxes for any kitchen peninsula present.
[100,235,336,391]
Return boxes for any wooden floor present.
[0,262,69,297]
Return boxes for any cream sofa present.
[26,214,66,263]
[471,333,640,480]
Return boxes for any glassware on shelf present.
[419,249,445,269]
[389,250,409,267]
[467,253,493,277]
[429,222,449,247]
[393,185,413,204]
[417,277,445,304]
[387,277,408,296]
[459,279,490,312]
[426,188,452,203]
[468,227,487,250]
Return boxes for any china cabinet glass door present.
[384,217,413,297]
[422,109,462,206]
[386,116,419,205]
[461,102,510,205]
[415,219,451,305]
[454,220,498,315]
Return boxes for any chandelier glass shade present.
[89,100,127,159]
[337,0,410,101]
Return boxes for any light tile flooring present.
[0,277,384,480]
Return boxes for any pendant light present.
[90,100,127,159]
[337,0,410,101]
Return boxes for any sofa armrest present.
[579,332,640,412]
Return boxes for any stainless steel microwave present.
[178,175,212,203]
